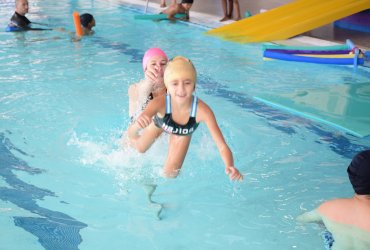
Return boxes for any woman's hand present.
[145,67,164,86]
[225,166,243,181]
[144,67,159,84]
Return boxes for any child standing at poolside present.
[219,0,241,21]
[127,56,243,181]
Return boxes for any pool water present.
[1,0,370,249]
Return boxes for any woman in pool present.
[127,56,243,181]
[128,48,168,122]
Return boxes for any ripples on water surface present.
[0,0,370,249]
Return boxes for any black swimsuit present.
[9,12,50,31]
[10,12,31,29]
[129,93,154,123]
[153,95,199,136]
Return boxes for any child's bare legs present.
[228,0,233,19]
[220,0,229,21]
[233,0,241,20]
[162,135,191,178]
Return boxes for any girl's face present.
[146,55,168,76]
[164,56,196,104]
[166,73,195,103]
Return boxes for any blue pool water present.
[1,0,370,249]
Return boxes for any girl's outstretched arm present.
[198,100,243,181]
[127,96,164,153]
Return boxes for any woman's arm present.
[128,96,160,137]
[128,83,139,119]
[198,101,243,181]
[128,76,155,120]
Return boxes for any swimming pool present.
[1,0,370,249]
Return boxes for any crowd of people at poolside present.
[6,0,370,249]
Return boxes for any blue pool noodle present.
[263,50,364,65]
[5,25,21,32]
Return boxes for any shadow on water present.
[0,132,87,250]
[91,36,143,64]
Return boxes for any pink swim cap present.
[142,48,168,71]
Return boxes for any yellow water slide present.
[207,0,370,43]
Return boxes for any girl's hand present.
[225,166,243,181]
[136,114,152,129]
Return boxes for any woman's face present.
[146,55,168,76]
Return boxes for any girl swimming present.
[127,56,243,181]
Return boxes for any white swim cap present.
[164,56,196,87]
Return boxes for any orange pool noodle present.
[73,11,83,36]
